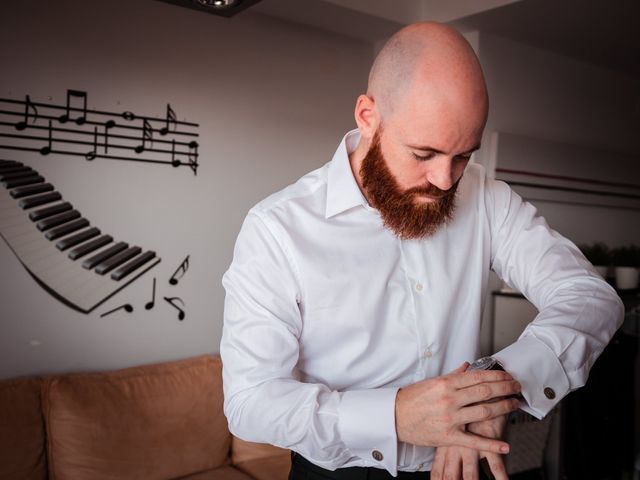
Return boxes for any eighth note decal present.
[169,255,189,285]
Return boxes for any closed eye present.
[413,151,436,161]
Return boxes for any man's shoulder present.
[463,162,485,182]
[460,162,509,196]
[250,162,330,219]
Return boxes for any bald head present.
[367,22,488,122]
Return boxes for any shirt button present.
[544,387,556,399]
[415,282,423,292]
[423,349,432,358]
[417,463,424,470]
[372,450,384,461]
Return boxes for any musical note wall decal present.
[169,255,190,285]
[86,126,98,160]
[163,296,186,321]
[59,89,87,125]
[15,95,38,131]
[40,120,52,156]
[0,89,200,175]
[122,111,136,121]
[100,303,134,318]
[187,141,199,175]
[145,277,156,310]
[170,139,179,167]
[104,120,114,153]
[135,119,153,154]
[160,104,177,136]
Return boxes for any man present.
[220,22,623,480]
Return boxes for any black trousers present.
[289,452,431,480]
[289,452,495,480]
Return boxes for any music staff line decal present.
[0,89,200,175]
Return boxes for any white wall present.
[0,0,372,378]
[476,32,640,246]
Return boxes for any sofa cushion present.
[231,437,289,464]
[0,377,47,480]
[178,465,254,480]
[235,453,291,480]
[43,355,231,480]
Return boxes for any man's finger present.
[458,380,521,406]
[431,447,446,480]
[483,452,508,480]
[449,430,511,455]
[443,447,462,480]
[462,447,479,480]
[457,398,519,425]
[451,369,513,389]
[448,362,470,375]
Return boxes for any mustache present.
[404,179,460,198]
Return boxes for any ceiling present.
[451,0,640,78]
[252,0,640,78]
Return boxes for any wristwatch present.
[467,357,523,401]
[466,356,505,372]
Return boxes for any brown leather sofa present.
[0,355,291,480]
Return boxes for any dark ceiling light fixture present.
[155,0,262,18]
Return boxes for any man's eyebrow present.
[406,143,482,155]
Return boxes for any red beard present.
[360,132,460,239]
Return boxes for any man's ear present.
[354,94,379,140]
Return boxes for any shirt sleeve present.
[220,211,399,475]
[485,179,624,419]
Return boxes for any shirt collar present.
[325,129,369,219]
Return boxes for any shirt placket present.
[397,239,435,470]
[398,240,433,381]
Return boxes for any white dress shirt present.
[220,129,623,476]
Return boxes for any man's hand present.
[395,363,521,454]
[468,414,510,479]
[432,444,482,480]
[431,415,509,480]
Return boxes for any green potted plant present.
[578,242,610,278]
[610,244,640,290]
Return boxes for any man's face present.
[359,106,483,239]
[360,129,462,239]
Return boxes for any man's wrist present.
[466,357,505,372]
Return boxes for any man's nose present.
[426,156,456,191]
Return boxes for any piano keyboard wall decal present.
[0,159,161,313]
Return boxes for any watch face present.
[468,357,497,371]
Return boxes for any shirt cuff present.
[337,387,399,476]
[493,335,570,419]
